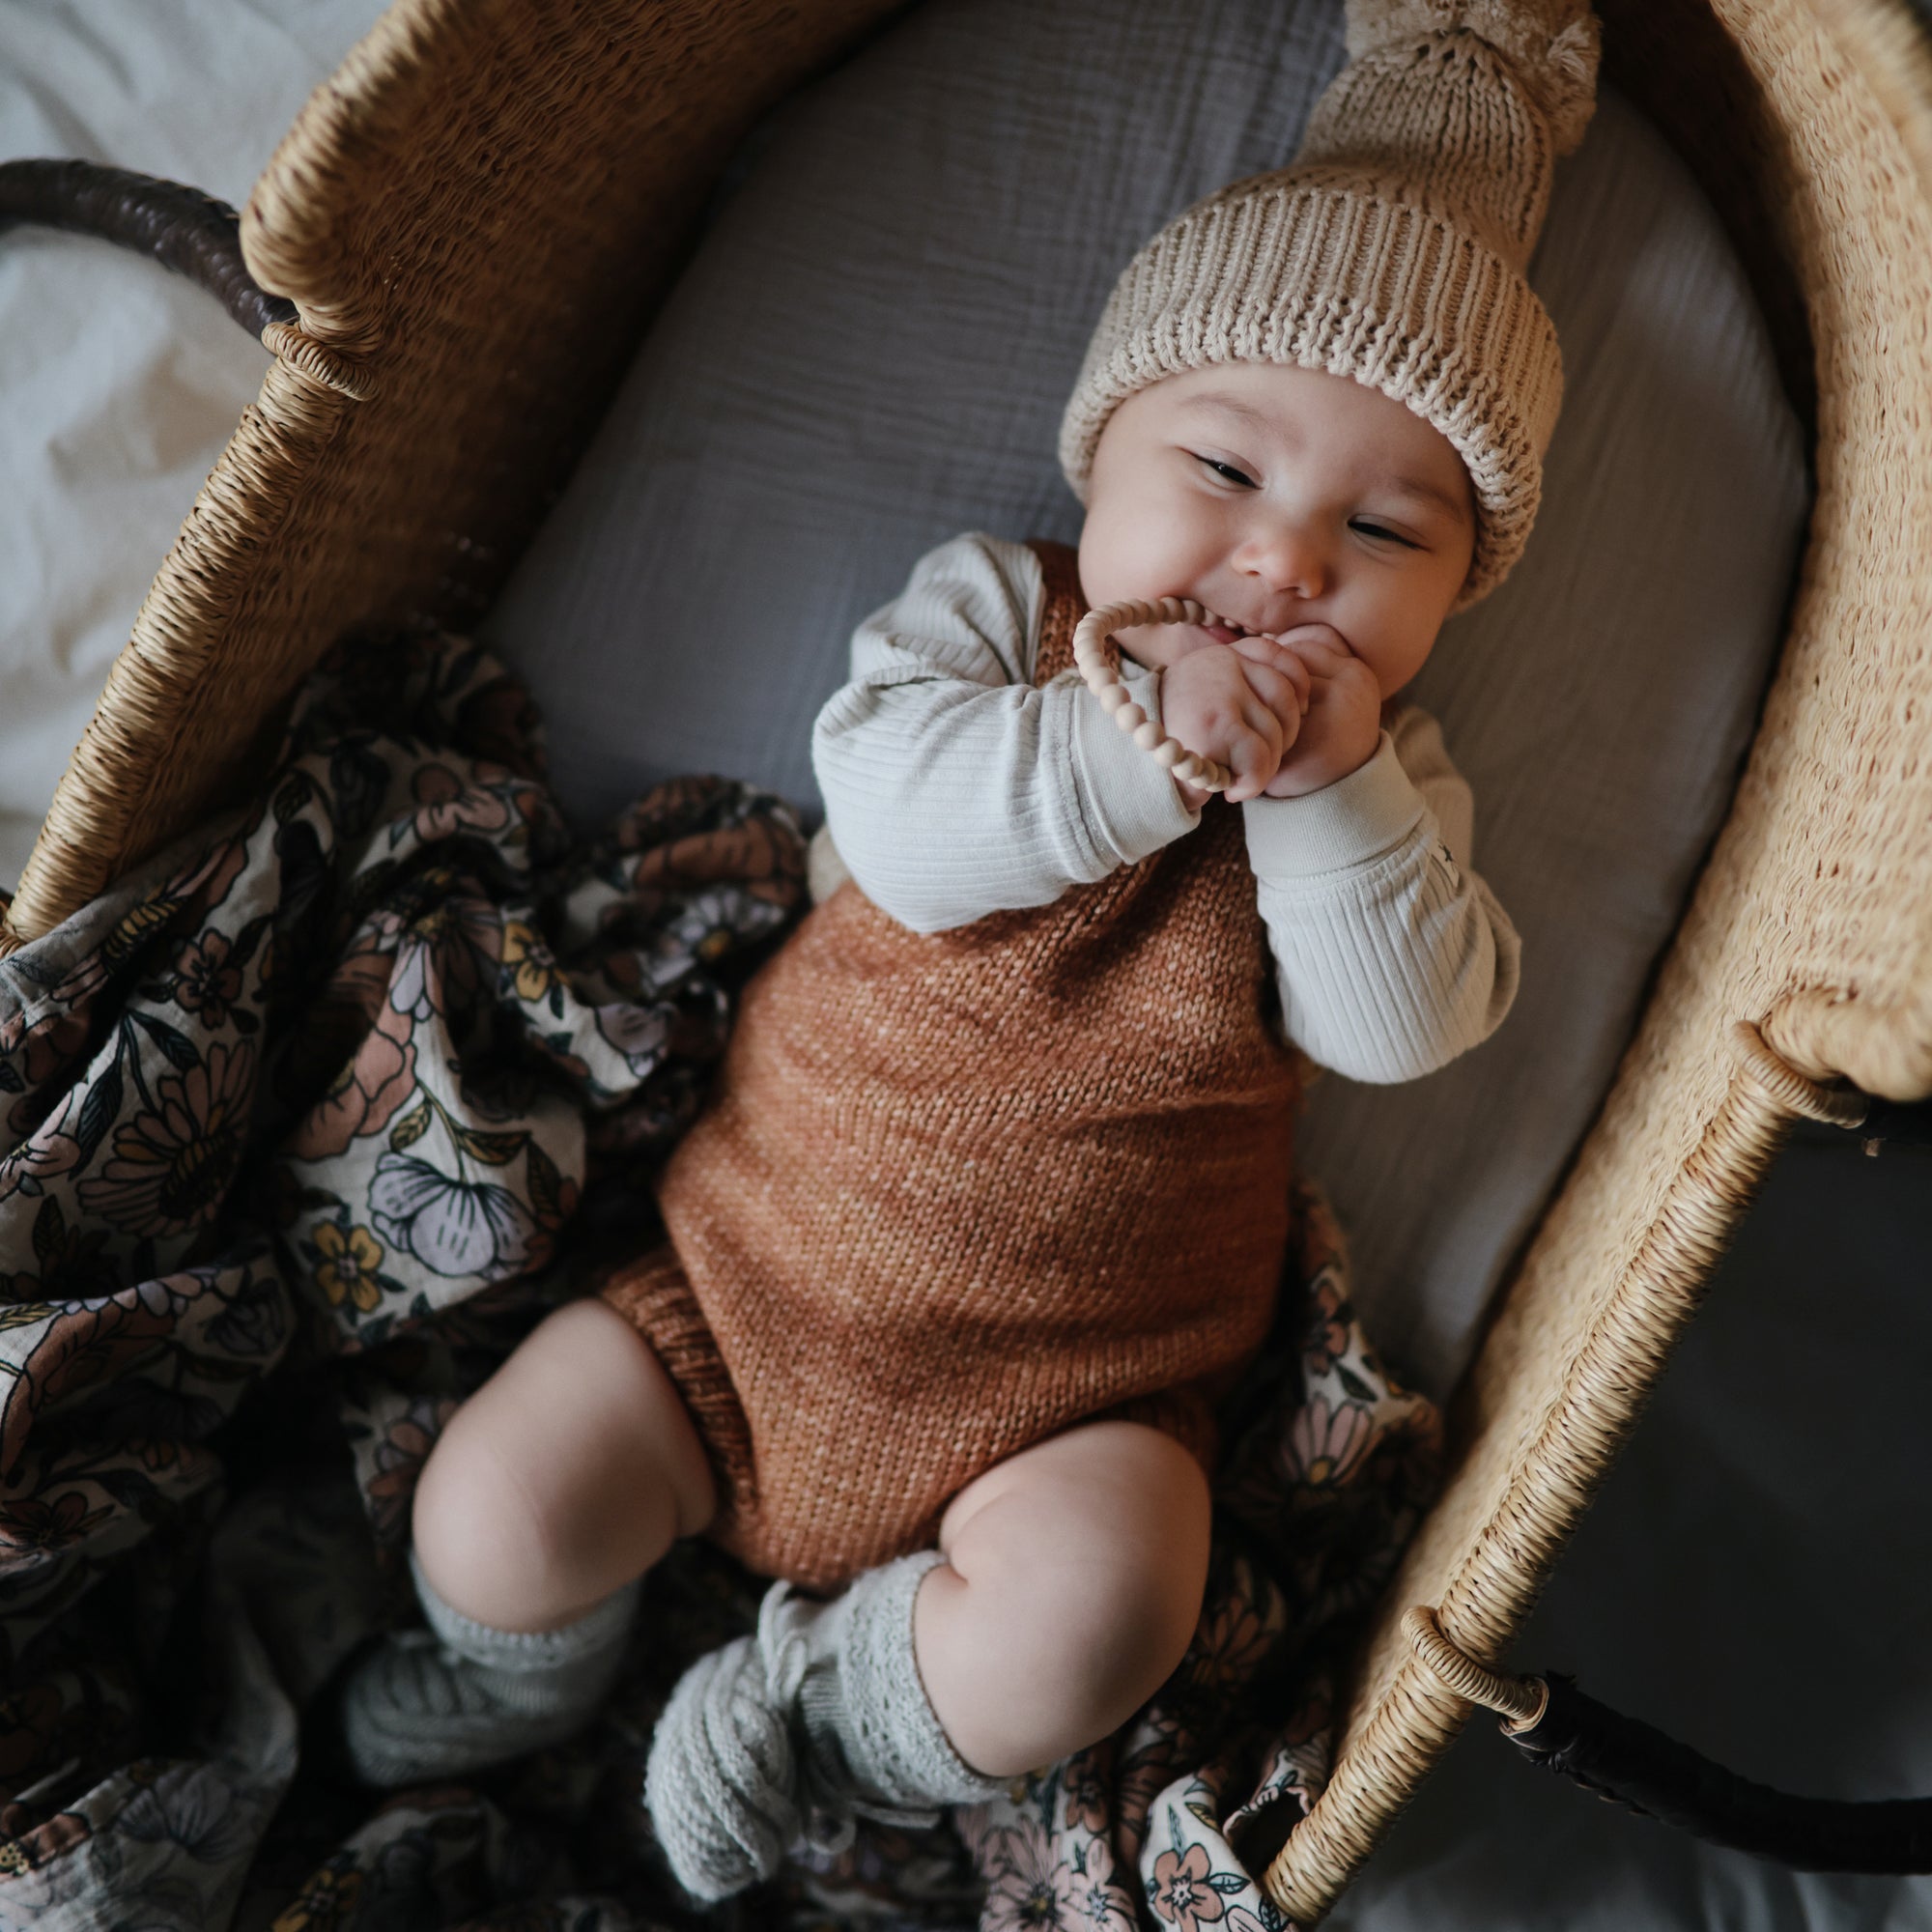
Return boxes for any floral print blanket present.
[0,637,1440,1931]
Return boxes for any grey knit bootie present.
[644,1549,1005,1902]
[335,1549,639,1785]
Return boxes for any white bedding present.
[0,0,386,889]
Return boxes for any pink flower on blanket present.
[169,932,243,1030]
[1059,1833,1138,1931]
[410,762,513,843]
[1285,1395,1374,1488]
[365,1397,455,1544]
[1149,1842,1229,1930]
[981,1821,1083,1930]
[1186,1577,1277,1692]
[289,997,416,1162]
[1061,1747,1113,1835]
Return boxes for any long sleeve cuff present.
[1240,732,1427,880]
[1065,663,1199,864]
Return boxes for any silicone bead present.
[1115,703,1147,733]
[1098,682,1131,714]
[1133,721,1163,751]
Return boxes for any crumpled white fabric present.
[0,0,387,890]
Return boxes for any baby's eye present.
[1193,454,1257,488]
[1350,518,1418,548]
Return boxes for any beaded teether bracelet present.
[1071,598,1242,793]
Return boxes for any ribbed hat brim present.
[1058,180,1565,606]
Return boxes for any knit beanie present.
[1059,0,1601,607]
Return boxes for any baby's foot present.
[644,1551,1003,1902]
[333,1552,638,1785]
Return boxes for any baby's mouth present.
[1200,618,1263,646]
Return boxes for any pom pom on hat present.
[1060,0,1602,607]
[1346,0,1601,155]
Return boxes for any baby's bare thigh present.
[412,1295,715,1630]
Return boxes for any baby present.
[333,0,1596,1902]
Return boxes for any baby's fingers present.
[1273,624,1355,675]
[1220,695,1290,803]
[1229,637,1312,713]
[1234,662,1307,744]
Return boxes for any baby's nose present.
[1236,524,1326,601]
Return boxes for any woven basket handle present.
[0,157,368,397]
[1406,1605,1932,1873]
[0,157,293,336]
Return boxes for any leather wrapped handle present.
[1406,1605,1932,1874]
[0,156,296,340]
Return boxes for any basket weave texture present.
[3,0,1928,1921]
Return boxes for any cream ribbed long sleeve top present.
[811,533,1520,1084]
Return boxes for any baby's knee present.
[411,1399,554,1625]
[928,1427,1212,1763]
[411,1298,713,1632]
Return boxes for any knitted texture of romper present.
[600,542,1303,1591]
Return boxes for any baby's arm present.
[812,534,1197,932]
[1245,706,1520,1083]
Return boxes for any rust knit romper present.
[600,542,1302,1591]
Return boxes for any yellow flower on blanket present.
[499,919,557,1004]
[314,1223,384,1313]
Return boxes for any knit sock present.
[645,1549,1004,1903]
[335,1549,639,1786]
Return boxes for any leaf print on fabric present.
[0,1291,181,1476]
[3,1008,93,1123]
[76,1039,256,1240]
[367,1154,537,1281]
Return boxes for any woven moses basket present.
[3,0,1930,1918]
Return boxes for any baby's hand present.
[1258,625,1382,799]
[1160,640,1310,807]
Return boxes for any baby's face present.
[1077,362,1476,698]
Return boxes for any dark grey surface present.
[1332,1128,1932,1930]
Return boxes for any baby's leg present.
[337,1294,715,1783]
[412,1293,717,1632]
[919,1418,1212,1776]
[643,1418,1208,1900]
